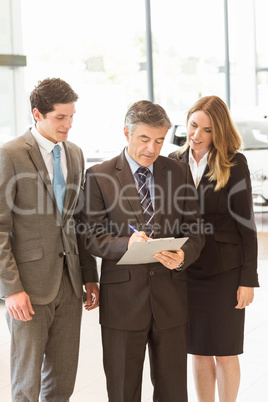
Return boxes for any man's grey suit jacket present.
[0,129,98,304]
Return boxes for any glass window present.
[150,0,226,121]
[0,68,16,141]
[255,0,268,67]
[9,0,268,152]
[21,0,147,156]
[236,121,268,150]
[0,0,12,53]
[0,0,26,142]
[255,0,268,107]
[20,0,227,157]
[0,0,15,141]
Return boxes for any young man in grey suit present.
[0,78,99,401]
[78,100,205,402]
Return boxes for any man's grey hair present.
[124,100,172,134]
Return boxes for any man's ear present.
[124,126,130,142]
[32,108,42,122]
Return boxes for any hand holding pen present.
[128,224,149,249]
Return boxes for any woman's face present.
[187,110,213,159]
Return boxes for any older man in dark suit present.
[0,78,99,401]
[78,100,205,402]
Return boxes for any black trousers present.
[101,320,188,402]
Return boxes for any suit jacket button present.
[59,252,64,257]
[149,271,154,276]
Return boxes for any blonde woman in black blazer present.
[169,96,259,402]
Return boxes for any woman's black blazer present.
[169,149,259,287]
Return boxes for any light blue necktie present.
[52,145,66,215]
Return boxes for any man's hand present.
[235,286,254,309]
[128,231,149,249]
[84,282,99,311]
[154,249,185,270]
[5,291,35,321]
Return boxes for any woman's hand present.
[235,286,254,309]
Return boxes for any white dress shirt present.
[31,126,67,183]
[188,148,209,188]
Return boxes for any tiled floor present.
[0,230,267,401]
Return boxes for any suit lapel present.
[179,148,216,203]
[178,150,189,164]
[153,158,167,227]
[115,152,169,229]
[198,164,210,187]
[24,130,55,203]
[62,141,75,220]
[179,148,211,189]
[25,130,78,222]
[115,151,146,226]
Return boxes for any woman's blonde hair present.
[178,95,243,191]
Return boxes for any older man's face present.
[124,124,167,167]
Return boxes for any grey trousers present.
[6,268,82,402]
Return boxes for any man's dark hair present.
[30,78,79,118]
[124,100,172,134]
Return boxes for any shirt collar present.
[31,125,63,153]
[189,147,209,166]
[124,147,153,176]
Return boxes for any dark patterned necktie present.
[136,167,154,238]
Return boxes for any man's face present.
[33,103,76,143]
[124,124,167,167]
